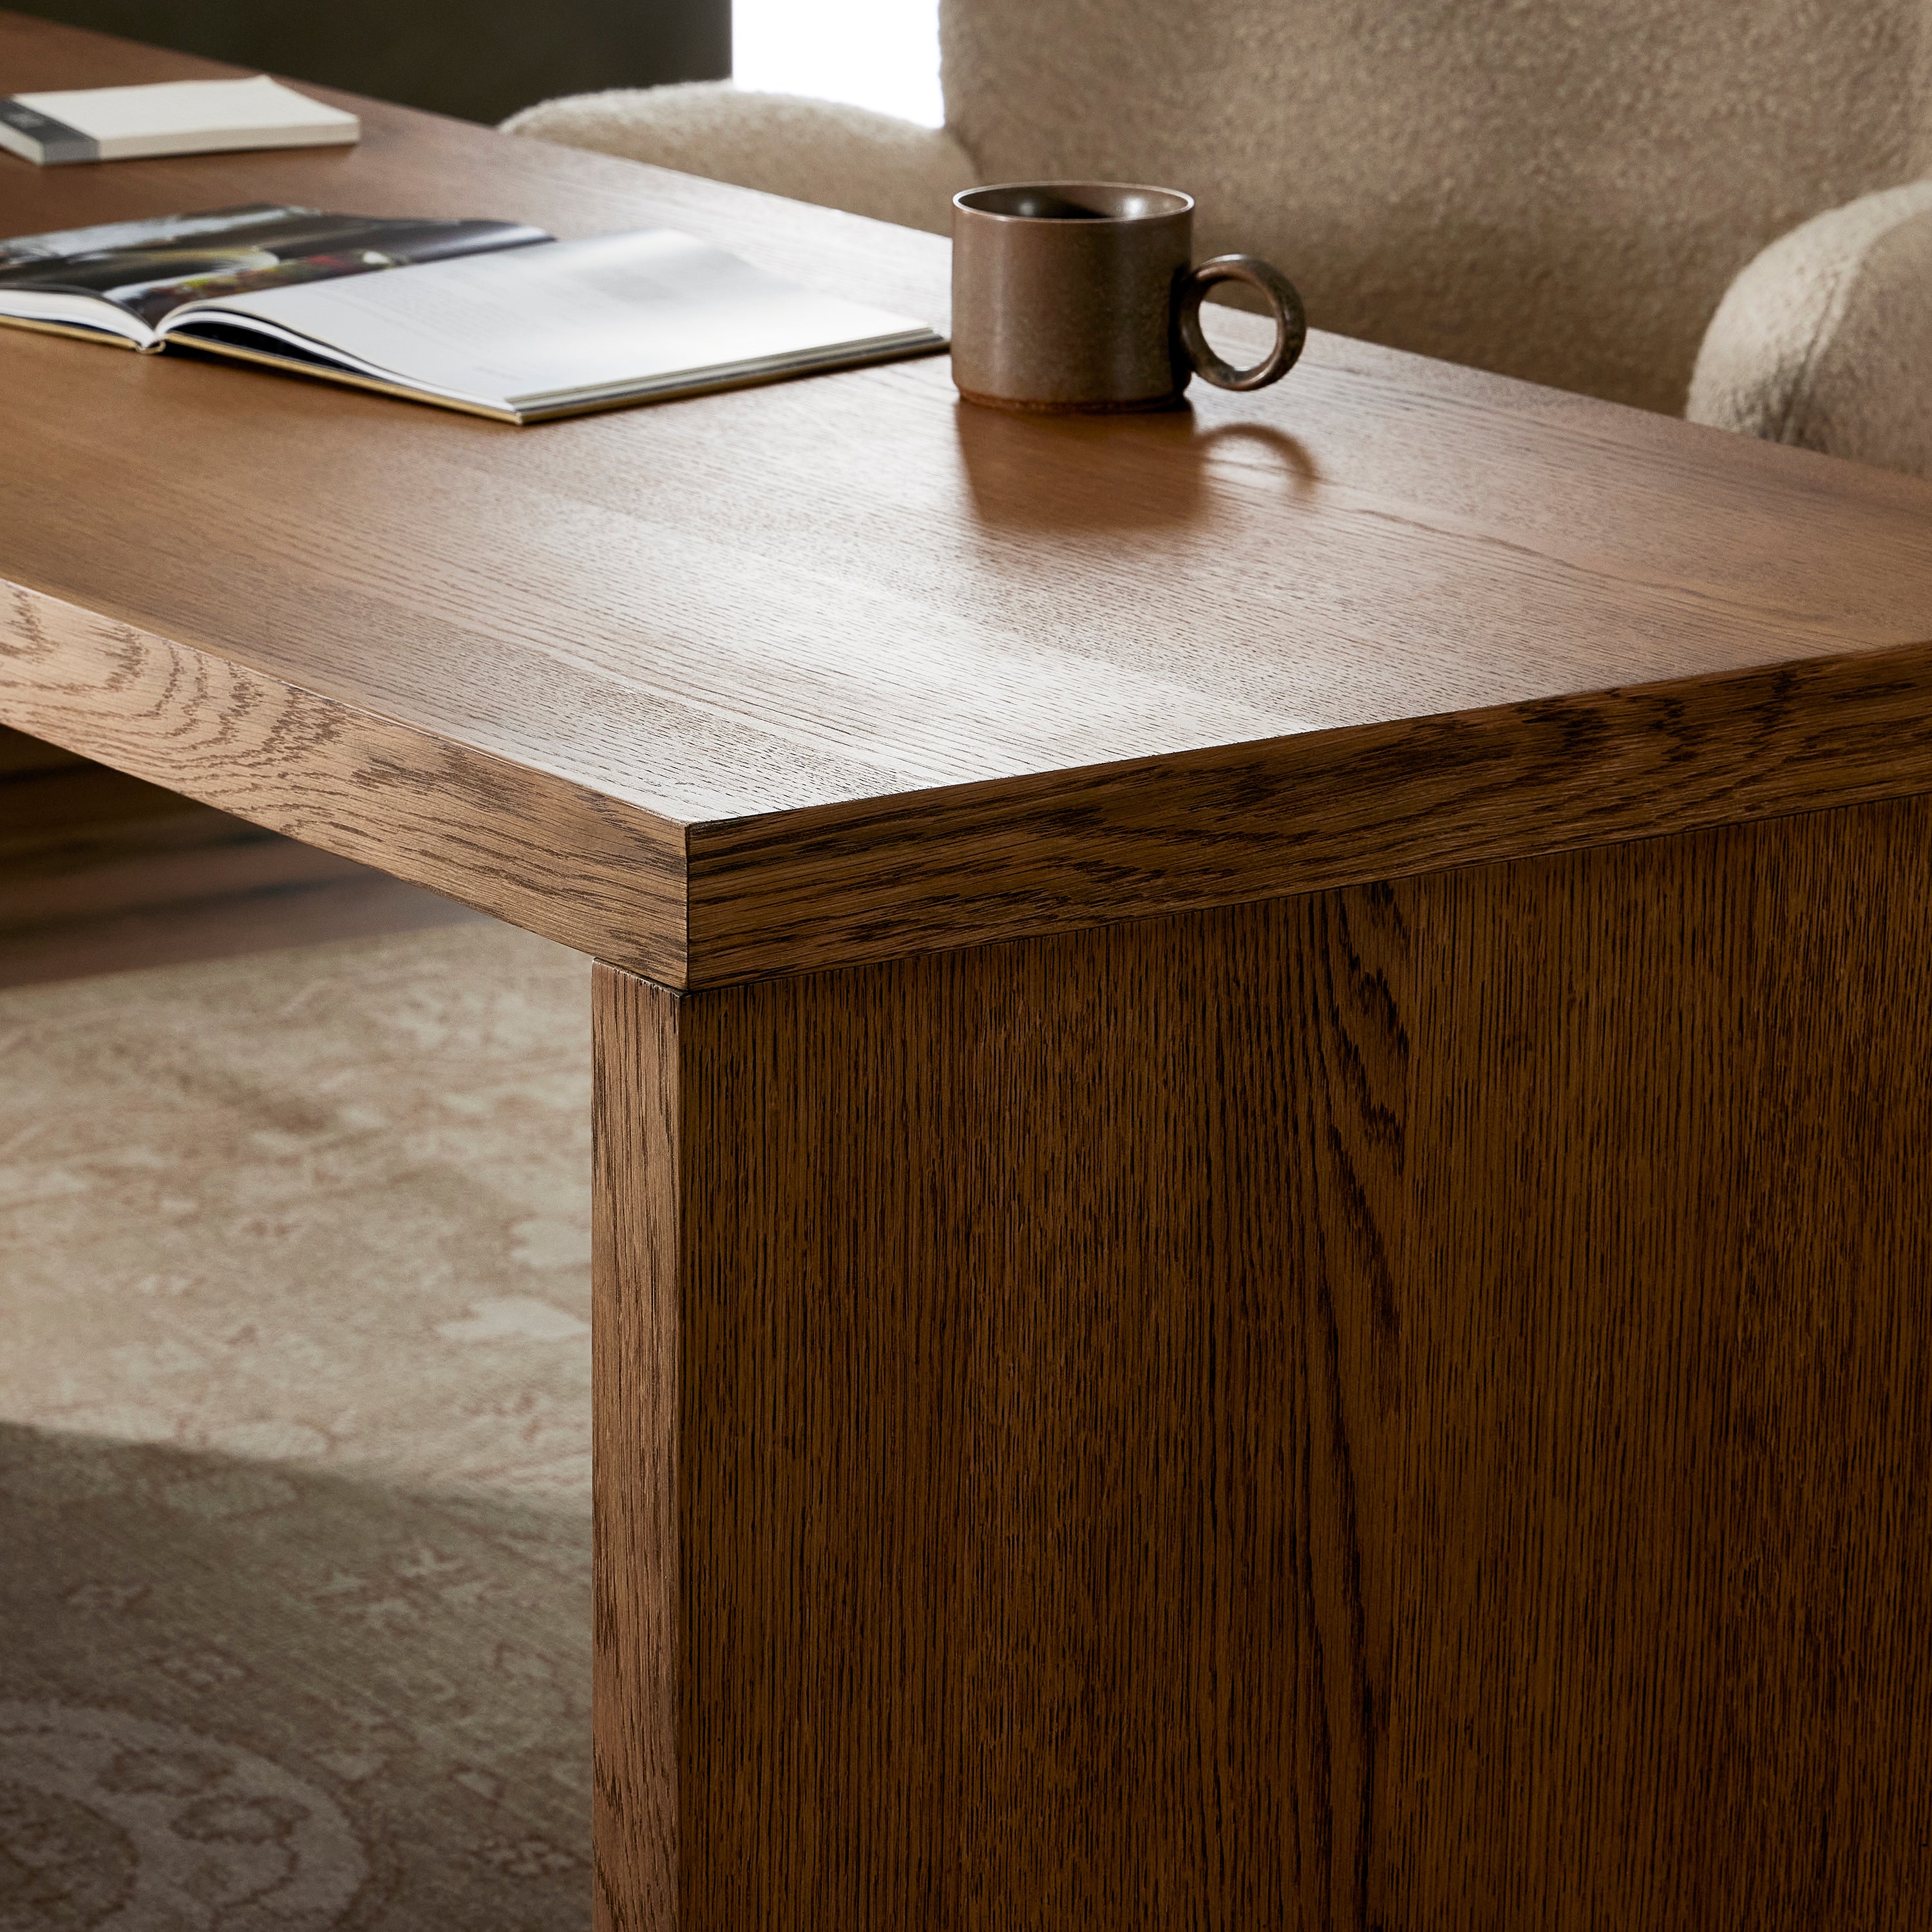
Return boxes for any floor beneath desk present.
[0,726,489,990]
[0,918,596,1929]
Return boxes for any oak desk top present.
[4,12,1931,987]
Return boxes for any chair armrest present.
[1687,179,1932,479]
[502,82,977,237]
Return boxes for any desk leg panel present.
[591,971,682,1932]
[592,790,1932,1932]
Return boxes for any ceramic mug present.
[950,182,1306,413]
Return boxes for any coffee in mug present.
[950,182,1305,413]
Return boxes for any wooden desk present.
[5,15,1932,1927]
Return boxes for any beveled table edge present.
[10,574,1932,989]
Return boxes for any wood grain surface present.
[0,723,481,987]
[4,15,1932,986]
[5,588,688,980]
[591,967,682,1932]
[594,793,1932,1930]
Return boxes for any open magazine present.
[0,204,947,422]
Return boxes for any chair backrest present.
[942,0,1932,411]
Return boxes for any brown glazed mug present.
[950,182,1306,413]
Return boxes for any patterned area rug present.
[0,923,595,1930]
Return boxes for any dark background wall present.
[8,0,731,125]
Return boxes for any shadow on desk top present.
[955,402,1324,533]
[2,11,1931,990]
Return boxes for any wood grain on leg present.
[591,793,1932,1931]
[593,969,682,1932]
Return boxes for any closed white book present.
[0,75,357,166]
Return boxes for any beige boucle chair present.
[506,0,1932,477]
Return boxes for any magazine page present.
[160,228,946,419]
[0,205,551,344]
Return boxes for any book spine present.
[0,99,99,164]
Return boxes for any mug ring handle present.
[1177,255,1307,392]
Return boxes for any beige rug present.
[0,922,596,1930]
